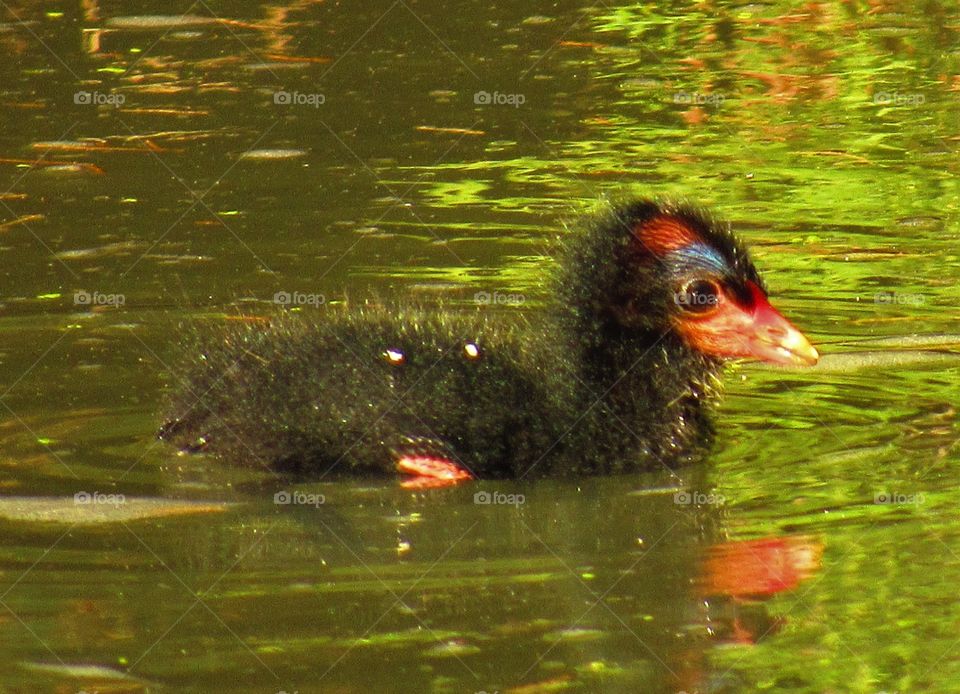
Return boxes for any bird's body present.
[159,200,818,485]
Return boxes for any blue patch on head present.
[664,243,730,277]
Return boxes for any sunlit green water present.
[0,1,957,692]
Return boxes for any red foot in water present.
[396,454,474,489]
[392,437,474,489]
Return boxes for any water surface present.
[0,1,958,692]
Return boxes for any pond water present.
[0,1,958,692]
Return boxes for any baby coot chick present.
[159,200,818,487]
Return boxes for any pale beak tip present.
[785,335,819,367]
[762,327,819,367]
[799,344,819,366]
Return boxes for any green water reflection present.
[0,0,957,692]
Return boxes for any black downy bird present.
[158,200,818,488]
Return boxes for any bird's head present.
[565,200,818,367]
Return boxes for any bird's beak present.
[675,281,819,366]
[743,291,820,366]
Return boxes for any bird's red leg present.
[391,437,474,489]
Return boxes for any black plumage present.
[159,199,809,480]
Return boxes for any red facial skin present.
[674,280,819,366]
[638,216,700,255]
[634,215,818,366]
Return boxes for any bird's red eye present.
[675,279,721,314]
